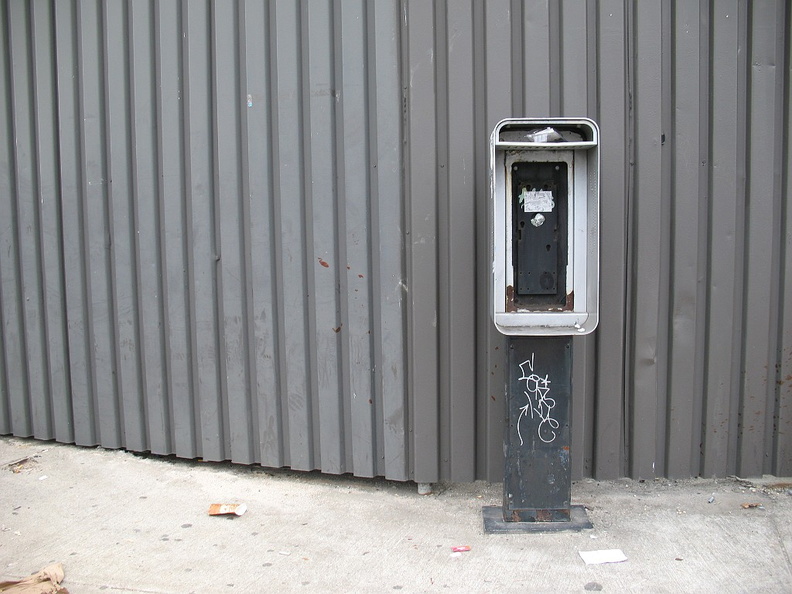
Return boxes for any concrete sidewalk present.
[0,436,790,593]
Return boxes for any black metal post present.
[483,335,592,533]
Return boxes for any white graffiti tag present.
[517,354,559,445]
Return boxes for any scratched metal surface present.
[0,0,790,483]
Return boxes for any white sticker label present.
[520,189,555,213]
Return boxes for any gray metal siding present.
[0,0,790,482]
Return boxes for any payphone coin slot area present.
[512,161,568,307]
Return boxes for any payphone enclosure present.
[490,118,600,337]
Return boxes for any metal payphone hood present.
[490,118,600,336]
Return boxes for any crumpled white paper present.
[578,549,628,565]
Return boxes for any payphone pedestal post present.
[482,335,592,533]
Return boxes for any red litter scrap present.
[208,503,247,516]
[452,546,471,553]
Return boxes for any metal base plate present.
[483,505,592,533]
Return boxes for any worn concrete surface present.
[1,436,791,593]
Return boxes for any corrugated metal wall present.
[0,0,790,483]
[0,0,409,479]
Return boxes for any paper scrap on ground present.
[208,503,247,516]
[0,562,68,593]
[578,549,628,565]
